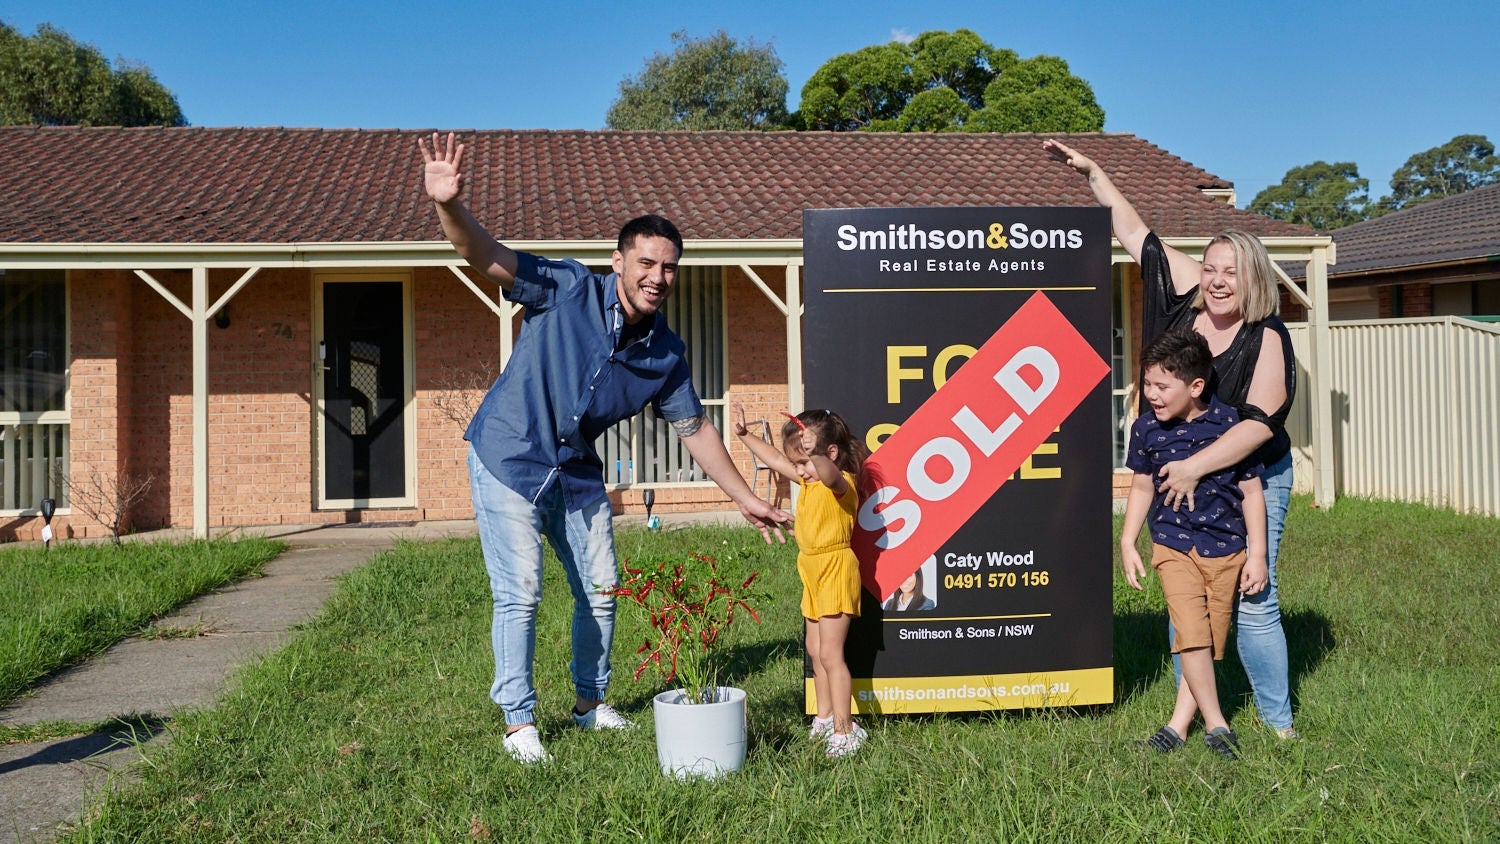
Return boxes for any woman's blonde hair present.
[1193,229,1279,322]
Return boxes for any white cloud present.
[890,28,915,44]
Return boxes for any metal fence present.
[1286,316,1500,516]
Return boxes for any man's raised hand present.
[418,131,464,204]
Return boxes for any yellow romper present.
[795,472,863,620]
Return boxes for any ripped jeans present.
[469,445,619,727]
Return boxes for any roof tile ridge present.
[498,128,1145,140]
[497,127,594,134]
[0,124,176,134]
[1329,182,1500,235]
[589,128,757,135]
[1118,134,1230,187]
[178,126,448,135]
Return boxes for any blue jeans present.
[1171,451,1294,730]
[468,445,619,727]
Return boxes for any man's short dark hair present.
[618,214,683,256]
[1142,327,1213,385]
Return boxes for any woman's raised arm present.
[1043,138,1201,295]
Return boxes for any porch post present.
[1306,247,1336,509]
[786,262,803,414]
[499,302,518,368]
[192,266,209,538]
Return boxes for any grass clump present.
[0,537,282,706]
[53,501,1500,842]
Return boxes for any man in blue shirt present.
[420,132,792,764]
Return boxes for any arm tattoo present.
[671,413,706,438]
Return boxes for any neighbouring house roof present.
[1323,182,1500,278]
[0,126,1314,246]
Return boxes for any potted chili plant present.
[602,550,767,779]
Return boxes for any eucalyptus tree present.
[607,30,788,131]
[0,22,185,126]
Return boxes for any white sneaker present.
[503,725,551,764]
[573,702,633,731]
[808,716,835,741]
[825,721,868,758]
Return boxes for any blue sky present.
[6,0,1498,207]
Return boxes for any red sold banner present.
[854,291,1110,599]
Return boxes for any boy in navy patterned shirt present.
[1121,328,1268,759]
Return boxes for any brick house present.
[0,128,1333,540]
[1281,181,1500,321]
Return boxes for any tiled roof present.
[0,126,1313,245]
[1323,182,1500,277]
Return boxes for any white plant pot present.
[652,686,748,780]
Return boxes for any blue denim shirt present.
[1125,396,1263,557]
[465,252,704,512]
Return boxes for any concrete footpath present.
[0,512,742,843]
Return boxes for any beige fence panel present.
[1448,319,1500,515]
[1287,317,1500,517]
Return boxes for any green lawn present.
[46,499,1500,842]
[0,537,282,709]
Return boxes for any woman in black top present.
[1045,138,1299,739]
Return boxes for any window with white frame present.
[1,269,69,511]
[595,265,725,486]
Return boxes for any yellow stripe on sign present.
[805,668,1114,714]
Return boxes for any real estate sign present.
[803,206,1114,713]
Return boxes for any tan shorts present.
[1152,544,1245,660]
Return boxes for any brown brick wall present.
[30,261,1126,540]
[412,266,501,519]
[720,265,793,510]
[59,269,132,539]
[52,267,480,534]
[1379,282,1433,318]
[118,268,318,528]
[1280,289,1307,322]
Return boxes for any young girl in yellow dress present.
[733,403,868,758]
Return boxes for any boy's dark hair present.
[617,214,683,256]
[1141,327,1213,385]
